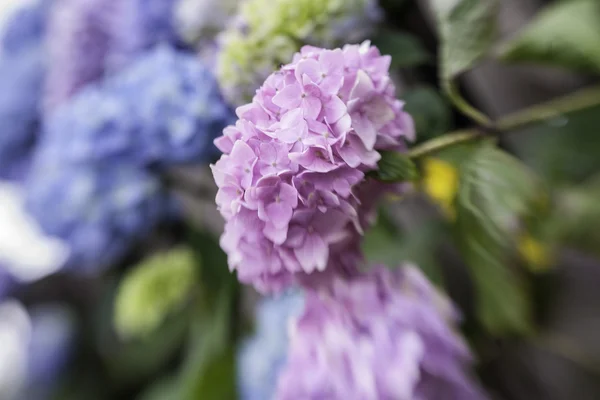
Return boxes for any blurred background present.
[1,0,600,399]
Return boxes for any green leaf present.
[455,146,541,335]
[432,0,499,80]
[95,277,190,386]
[500,0,600,73]
[545,176,600,257]
[371,30,430,69]
[362,210,445,286]
[505,105,600,184]
[373,151,419,182]
[137,376,181,400]
[431,0,498,125]
[187,228,236,300]
[114,248,196,339]
[180,227,239,400]
[403,86,453,141]
[180,291,237,400]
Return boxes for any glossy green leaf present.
[501,0,600,73]
[374,151,419,182]
[403,86,453,141]
[372,30,430,69]
[114,248,196,340]
[456,146,540,335]
[432,0,499,79]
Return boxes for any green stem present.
[444,80,492,127]
[497,84,600,131]
[407,129,478,159]
[409,84,600,159]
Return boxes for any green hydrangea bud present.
[215,0,380,105]
[114,248,196,339]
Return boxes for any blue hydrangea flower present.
[44,0,179,113]
[106,0,179,72]
[237,291,304,400]
[25,304,75,397]
[112,45,235,164]
[41,45,234,168]
[0,300,74,400]
[1,0,51,56]
[0,49,44,181]
[0,0,48,181]
[122,0,178,50]
[24,160,169,273]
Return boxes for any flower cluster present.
[24,161,169,273]
[110,0,179,70]
[0,0,48,180]
[213,42,414,292]
[24,45,232,272]
[215,0,381,105]
[1,0,50,56]
[44,0,125,112]
[276,265,485,400]
[38,45,233,168]
[237,291,304,400]
[43,0,178,113]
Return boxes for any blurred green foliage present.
[114,248,197,340]
[501,0,600,73]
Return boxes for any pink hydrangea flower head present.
[212,42,415,292]
[276,265,487,400]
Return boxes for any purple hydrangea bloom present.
[276,265,487,400]
[24,160,169,273]
[40,45,234,168]
[44,0,123,113]
[0,301,74,400]
[237,291,304,400]
[212,42,415,292]
[44,0,178,114]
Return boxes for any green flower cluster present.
[215,0,378,105]
[114,248,196,339]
